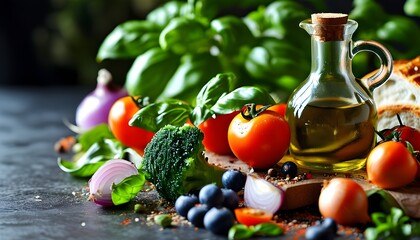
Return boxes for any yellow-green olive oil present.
[287,98,377,172]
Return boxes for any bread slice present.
[363,56,420,131]
[377,104,420,131]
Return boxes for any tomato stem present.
[241,104,272,120]
[396,113,404,126]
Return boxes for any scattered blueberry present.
[199,184,224,207]
[280,161,298,178]
[175,195,199,218]
[305,218,337,240]
[221,188,239,210]
[187,205,209,228]
[222,170,246,192]
[305,225,334,240]
[203,207,235,236]
[322,218,338,234]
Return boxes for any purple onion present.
[88,159,138,207]
[243,174,284,214]
[75,69,127,131]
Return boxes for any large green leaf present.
[125,48,180,100]
[97,20,160,62]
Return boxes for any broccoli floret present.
[141,124,226,201]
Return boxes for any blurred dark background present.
[0,0,416,86]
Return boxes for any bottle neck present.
[310,37,352,77]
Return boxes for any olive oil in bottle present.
[288,98,376,171]
[286,13,393,172]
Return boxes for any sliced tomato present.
[234,207,273,226]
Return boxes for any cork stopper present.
[311,13,348,42]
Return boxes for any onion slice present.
[88,159,138,207]
[243,174,284,214]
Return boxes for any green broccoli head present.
[141,124,226,201]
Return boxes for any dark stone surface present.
[0,87,226,240]
[0,87,365,240]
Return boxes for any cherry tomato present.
[108,96,154,155]
[366,141,418,189]
[318,178,370,225]
[268,103,287,117]
[228,104,290,169]
[234,208,273,226]
[198,111,239,155]
[380,125,420,151]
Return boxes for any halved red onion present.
[243,174,284,214]
[88,159,138,207]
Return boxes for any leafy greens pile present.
[96,0,419,104]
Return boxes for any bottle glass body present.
[286,19,380,172]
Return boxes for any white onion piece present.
[88,159,138,207]
[76,69,127,131]
[243,174,284,214]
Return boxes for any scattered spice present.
[54,135,76,153]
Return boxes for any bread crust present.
[363,56,420,130]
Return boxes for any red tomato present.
[268,103,287,118]
[108,96,154,155]
[366,141,418,189]
[228,104,290,169]
[198,111,239,155]
[234,208,273,226]
[381,125,420,151]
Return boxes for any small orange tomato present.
[367,141,418,189]
[234,208,273,226]
[228,104,290,169]
[318,178,370,226]
[108,96,154,155]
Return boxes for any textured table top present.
[0,86,368,240]
[0,86,233,240]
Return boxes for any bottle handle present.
[351,40,393,92]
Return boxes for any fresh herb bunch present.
[96,0,419,103]
[365,207,420,240]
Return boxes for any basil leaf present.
[77,124,114,152]
[195,73,235,108]
[97,20,160,62]
[125,48,180,100]
[253,223,284,236]
[190,73,236,126]
[129,99,192,132]
[211,86,275,114]
[112,173,146,205]
[146,1,189,28]
[404,0,420,17]
[228,224,255,240]
[159,17,212,55]
[158,53,223,103]
[210,16,256,55]
[57,139,125,177]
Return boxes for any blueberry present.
[175,195,199,218]
[199,184,224,207]
[305,225,334,240]
[322,218,338,234]
[187,204,209,228]
[222,170,246,192]
[280,161,298,178]
[203,207,235,236]
[221,188,239,210]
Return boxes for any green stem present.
[240,103,272,120]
